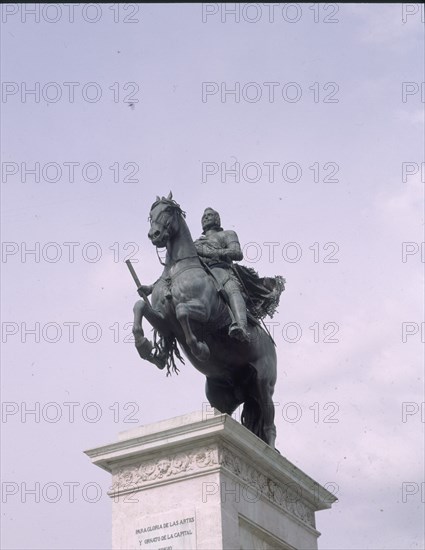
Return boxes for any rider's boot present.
[228,291,250,342]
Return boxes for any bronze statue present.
[130,193,284,448]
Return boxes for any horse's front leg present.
[175,301,210,361]
[132,300,151,360]
[133,299,145,332]
[133,299,170,335]
[132,300,168,369]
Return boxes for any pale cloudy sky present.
[1,3,424,550]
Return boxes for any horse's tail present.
[241,396,263,439]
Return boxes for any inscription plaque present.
[134,508,196,550]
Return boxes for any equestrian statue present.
[129,192,285,448]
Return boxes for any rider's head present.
[202,208,222,233]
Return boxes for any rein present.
[170,259,204,279]
[156,247,166,266]
[155,248,200,268]
[169,255,204,279]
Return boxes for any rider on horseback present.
[130,194,283,447]
[194,208,250,343]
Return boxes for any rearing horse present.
[132,194,278,448]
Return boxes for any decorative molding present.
[219,446,316,529]
[109,446,218,495]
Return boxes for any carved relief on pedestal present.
[109,446,218,496]
[219,446,316,529]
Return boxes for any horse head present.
[148,192,186,248]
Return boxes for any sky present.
[1,3,424,549]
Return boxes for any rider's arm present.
[220,231,243,262]
[194,239,219,259]
[194,233,243,262]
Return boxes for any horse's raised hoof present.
[192,341,210,362]
[133,328,153,360]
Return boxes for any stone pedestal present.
[85,411,336,550]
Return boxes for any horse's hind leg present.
[256,377,276,447]
[241,377,276,448]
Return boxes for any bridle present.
[149,201,196,268]
[149,203,176,265]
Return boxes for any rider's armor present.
[195,217,249,343]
